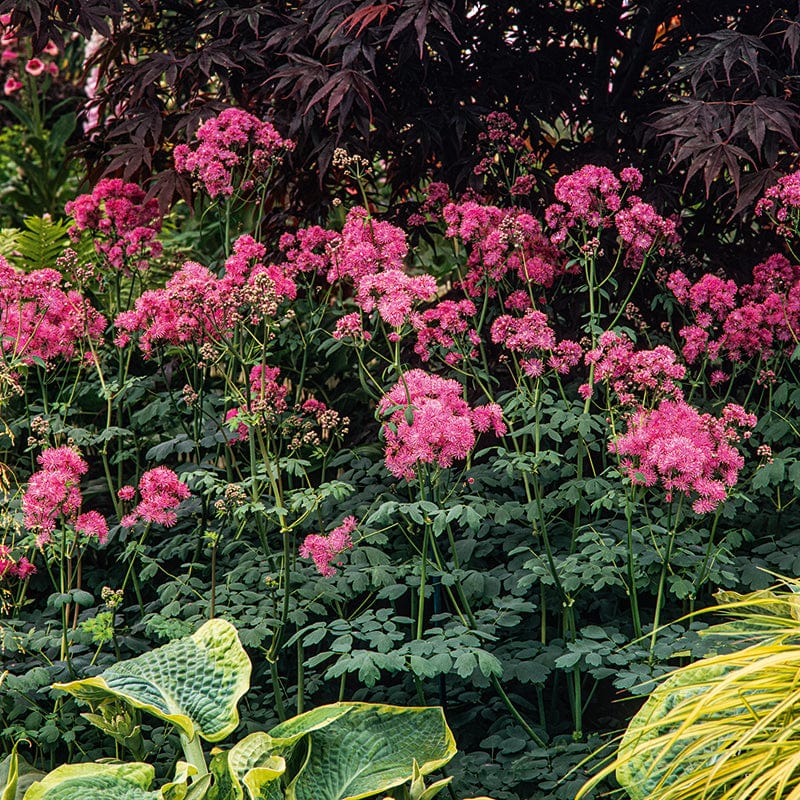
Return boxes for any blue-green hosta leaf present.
[617,661,734,800]
[22,763,158,800]
[286,703,456,800]
[53,619,251,741]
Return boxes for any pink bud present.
[0,13,12,26]
[47,62,58,77]
[43,40,58,56]
[3,76,22,94]
[1,48,16,62]
[25,58,44,76]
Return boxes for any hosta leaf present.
[616,661,735,800]
[268,705,352,740]
[216,734,289,800]
[54,619,251,741]
[22,763,157,800]
[286,703,456,800]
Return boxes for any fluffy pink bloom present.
[333,312,370,341]
[668,255,800,364]
[755,170,800,237]
[121,467,191,528]
[443,202,565,296]
[174,108,293,198]
[66,179,163,273]
[299,516,357,577]
[411,299,478,364]
[356,269,437,327]
[279,225,339,277]
[75,510,109,544]
[117,485,136,501]
[585,332,685,403]
[21,447,106,545]
[327,207,408,284]
[379,370,498,480]
[0,546,36,582]
[225,365,289,442]
[115,236,295,356]
[545,165,622,240]
[472,403,507,436]
[610,398,756,513]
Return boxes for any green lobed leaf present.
[53,619,251,742]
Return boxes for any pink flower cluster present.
[491,309,582,377]
[667,254,800,364]
[544,165,677,266]
[22,446,108,546]
[755,170,800,237]
[119,467,191,528]
[583,332,686,404]
[0,545,35,581]
[411,299,480,365]
[115,234,295,356]
[174,108,294,198]
[0,258,106,366]
[443,202,565,296]
[610,398,756,514]
[65,179,163,273]
[1,16,59,95]
[299,515,357,577]
[225,364,289,441]
[378,370,506,480]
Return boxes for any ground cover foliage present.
[2,4,800,799]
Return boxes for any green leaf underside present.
[53,619,251,741]
[617,661,736,800]
[22,763,156,800]
[286,704,456,800]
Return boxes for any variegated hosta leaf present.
[268,705,353,740]
[285,703,457,800]
[22,763,158,800]
[229,734,287,800]
[616,661,735,800]
[53,619,251,742]
[209,735,288,800]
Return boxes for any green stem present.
[179,733,208,777]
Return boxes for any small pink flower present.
[76,510,109,544]
[3,76,22,94]
[43,40,59,56]
[300,516,356,577]
[25,58,44,76]
[117,485,136,501]
[1,48,16,61]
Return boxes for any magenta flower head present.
[378,370,505,481]
[3,76,22,94]
[610,397,756,514]
[299,516,357,577]
[24,58,44,76]
[120,467,191,528]
[174,107,294,198]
